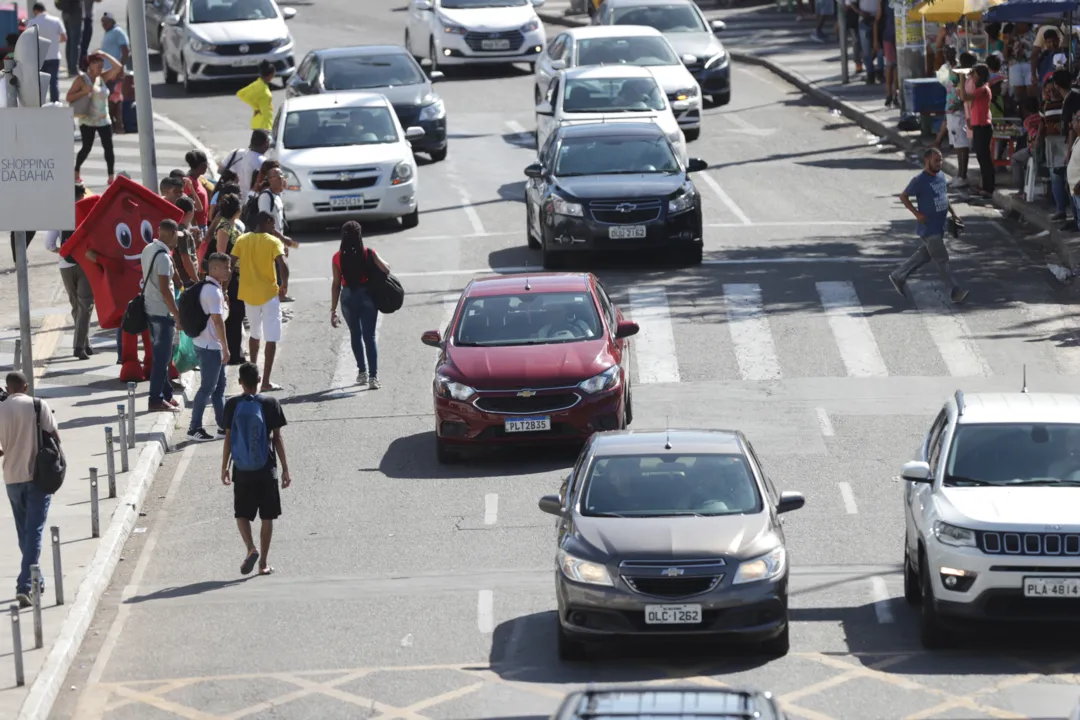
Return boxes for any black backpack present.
[213,149,244,198]
[178,280,211,337]
[122,248,166,334]
[32,399,65,494]
[365,253,405,314]
[242,189,272,230]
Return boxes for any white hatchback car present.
[404,0,547,71]
[900,389,1080,648]
[535,65,687,163]
[268,92,425,229]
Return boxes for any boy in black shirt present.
[221,362,291,576]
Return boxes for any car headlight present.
[668,181,696,215]
[932,521,977,548]
[419,98,445,121]
[551,195,583,217]
[391,161,414,186]
[188,36,216,53]
[578,365,619,394]
[733,546,786,584]
[673,86,699,101]
[440,17,468,35]
[269,36,291,49]
[521,18,540,32]
[436,374,476,401]
[557,549,614,587]
[704,50,728,70]
[280,167,301,192]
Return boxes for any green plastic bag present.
[172,332,198,374]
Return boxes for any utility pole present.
[127,0,158,190]
[839,1,850,85]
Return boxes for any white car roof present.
[283,91,391,112]
[562,64,657,81]
[954,392,1080,425]
[563,25,665,39]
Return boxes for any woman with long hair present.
[185,150,212,231]
[212,194,248,365]
[330,221,390,389]
[67,51,123,185]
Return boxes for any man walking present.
[46,184,95,360]
[221,362,290,576]
[890,148,968,304]
[80,0,99,62]
[27,2,66,103]
[143,219,183,412]
[237,61,276,132]
[0,371,59,608]
[231,212,289,392]
[187,253,231,441]
[849,0,883,84]
[56,0,82,78]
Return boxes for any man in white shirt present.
[45,186,96,360]
[187,253,232,441]
[0,371,60,607]
[27,2,67,103]
[222,130,272,198]
[141,220,182,412]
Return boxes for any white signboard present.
[0,107,76,231]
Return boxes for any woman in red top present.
[185,150,211,230]
[960,64,996,196]
[329,221,390,390]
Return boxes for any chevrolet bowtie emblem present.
[615,203,636,213]
[239,44,250,54]
[517,390,536,397]
[662,567,684,577]
[339,173,352,182]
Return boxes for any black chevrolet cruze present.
[524,122,707,269]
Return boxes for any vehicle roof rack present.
[954,390,965,417]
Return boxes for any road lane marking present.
[477,590,494,633]
[628,287,680,384]
[723,283,780,381]
[908,280,992,377]
[1017,299,1080,376]
[446,168,486,236]
[721,113,775,136]
[838,482,858,514]
[816,281,889,377]
[699,171,752,225]
[870,576,895,624]
[484,493,498,525]
[816,408,835,437]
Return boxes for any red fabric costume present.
[59,176,185,383]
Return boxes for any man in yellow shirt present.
[237,60,276,132]
[231,211,289,391]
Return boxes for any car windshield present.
[581,454,762,517]
[554,136,679,176]
[563,77,665,113]
[612,4,707,32]
[576,37,680,66]
[945,423,1080,486]
[322,55,426,90]
[189,0,278,23]
[441,0,527,8]
[453,292,603,347]
[283,107,399,149]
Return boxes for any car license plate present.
[232,58,255,67]
[609,225,646,239]
[481,39,511,50]
[644,604,702,624]
[504,416,550,433]
[329,195,365,208]
[1023,577,1080,597]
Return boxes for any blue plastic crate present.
[904,78,946,114]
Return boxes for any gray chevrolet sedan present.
[538,429,805,660]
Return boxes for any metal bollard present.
[10,605,23,686]
[30,566,42,649]
[50,527,64,605]
[127,383,137,448]
[105,427,117,498]
[116,405,129,476]
[89,468,100,538]
[12,338,20,370]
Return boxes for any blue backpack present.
[231,395,270,471]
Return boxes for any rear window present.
[576,36,680,66]
[453,292,602,347]
[580,454,762,517]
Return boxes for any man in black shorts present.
[221,362,292,576]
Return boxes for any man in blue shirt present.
[890,148,968,303]
[99,12,128,71]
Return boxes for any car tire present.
[684,127,700,142]
[903,540,920,606]
[429,146,448,162]
[429,41,441,73]
[535,85,542,104]
[919,557,952,649]
[623,385,633,426]
[557,625,587,661]
[526,202,541,249]
[759,622,790,657]
[401,207,420,230]
[435,437,459,464]
[684,244,703,265]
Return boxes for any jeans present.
[189,344,226,433]
[7,481,51,596]
[858,18,883,76]
[80,16,93,60]
[972,124,995,193]
[147,314,175,404]
[41,58,60,104]
[1052,167,1069,214]
[62,12,82,75]
[892,233,960,290]
[340,284,379,376]
[60,264,94,351]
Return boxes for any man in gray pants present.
[46,184,95,360]
[58,0,83,77]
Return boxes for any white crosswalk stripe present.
[627,287,680,384]
[723,283,781,381]
[907,280,992,378]
[816,281,889,377]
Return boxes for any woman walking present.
[212,194,248,365]
[66,51,122,185]
[330,222,389,389]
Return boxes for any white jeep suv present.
[901,390,1080,648]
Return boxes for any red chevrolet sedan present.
[421,273,640,463]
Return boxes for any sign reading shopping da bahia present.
[0,107,76,232]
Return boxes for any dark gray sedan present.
[538,429,804,660]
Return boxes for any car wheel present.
[684,244,703,265]
[526,202,541,249]
[623,385,633,426]
[919,556,952,649]
[684,127,700,142]
[435,437,459,464]
[557,624,587,661]
[759,622,790,657]
[903,540,920,606]
[429,146,448,162]
[429,41,440,73]
[534,85,542,104]
[401,207,420,230]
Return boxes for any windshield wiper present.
[943,475,996,486]
[645,511,704,517]
[1002,479,1080,486]
[588,511,627,518]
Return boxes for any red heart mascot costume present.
[59,176,185,382]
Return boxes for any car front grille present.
[311,176,380,191]
[474,393,579,414]
[978,531,1080,556]
[620,558,726,599]
[214,42,277,56]
[624,576,721,598]
[394,105,421,127]
[590,200,662,225]
[464,30,525,52]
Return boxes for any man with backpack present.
[184,253,232,442]
[221,362,290,576]
[221,130,271,199]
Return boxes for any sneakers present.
[187,428,215,442]
[1050,212,1067,222]
[16,593,30,609]
[888,273,907,298]
[951,287,969,304]
[369,376,381,390]
[216,426,227,437]
[811,30,827,43]
[149,402,181,413]
[356,371,368,385]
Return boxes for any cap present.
[102,11,115,20]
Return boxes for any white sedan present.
[536,65,687,163]
[268,92,425,229]
[405,0,547,71]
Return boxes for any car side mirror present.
[164,13,180,25]
[686,158,708,173]
[615,320,639,339]
[532,0,546,6]
[281,6,297,20]
[901,460,933,483]
[671,100,690,111]
[681,53,696,65]
[711,19,726,32]
[524,163,544,179]
[551,59,566,70]
[429,70,445,82]
[536,101,554,116]
[538,494,563,515]
[421,329,442,347]
[776,491,805,514]
[415,0,434,10]
[405,126,426,140]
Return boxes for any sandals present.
[260,382,282,392]
[259,566,275,576]
[240,549,259,575]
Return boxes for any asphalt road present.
[49,1,1080,718]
